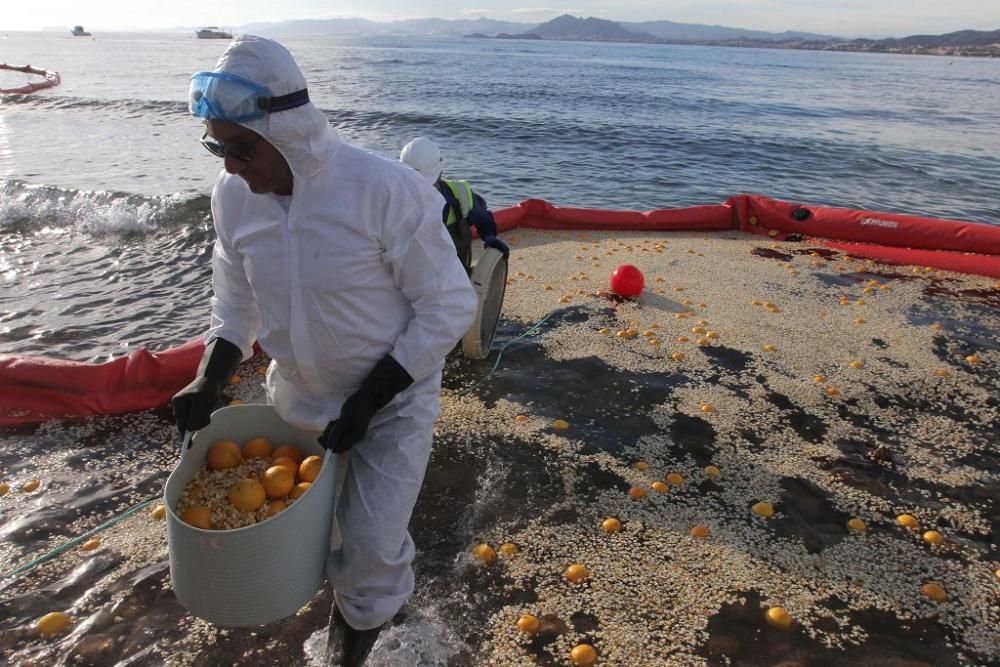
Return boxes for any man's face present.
[204,119,292,195]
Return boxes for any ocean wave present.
[0,180,210,236]
[0,94,187,117]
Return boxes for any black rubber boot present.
[327,604,383,667]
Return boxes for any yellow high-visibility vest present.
[442,179,474,226]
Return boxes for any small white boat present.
[196,26,232,39]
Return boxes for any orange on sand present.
[266,500,288,517]
[299,455,323,483]
[262,466,295,498]
[473,543,497,564]
[243,437,273,459]
[289,481,312,499]
[516,614,540,634]
[564,563,590,582]
[207,440,242,470]
[923,530,945,545]
[182,505,212,529]
[765,606,793,630]
[922,582,947,602]
[570,643,597,666]
[272,445,303,464]
[36,611,71,637]
[228,478,267,512]
[690,525,711,538]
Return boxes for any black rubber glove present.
[483,235,510,260]
[318,354,414,453]
[171,337,242,436]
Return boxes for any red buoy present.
[610,264,644,297]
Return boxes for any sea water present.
[1,32,998,360]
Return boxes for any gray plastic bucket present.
[164,404,335,627]
[462,247,508,359]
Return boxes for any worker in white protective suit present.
[171,35,477,666]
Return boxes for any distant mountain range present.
[526,15,662,43]
[241,17,531,38]
[243,15,1000,57]
[244,14,839,43]
[849,28,1000,48]
[722,27,1000,57]
[621,19,834,43]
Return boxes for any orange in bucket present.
[266,500,288,517]
[299,455,323,483]
[271,445,303,464]
[182,505,213,529]
[271,456,299,476]
[262,466,295,498]
[289,482,312,499]
[243,437,273,459]
[207,440,242,470]
[228,478,266,512]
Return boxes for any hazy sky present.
[9,0,1000,37]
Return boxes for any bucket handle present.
[180,430,193,452]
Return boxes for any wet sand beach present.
[1,228,998,666]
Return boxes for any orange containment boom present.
[0,194,997,426]
[0,340,204,426]
[495,197,735,232]
[728,194,1000,277]
[0,63,61,95]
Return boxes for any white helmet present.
[400,137,443,184]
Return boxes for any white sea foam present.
[0,180,197,235]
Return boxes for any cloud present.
[460,8,491,15]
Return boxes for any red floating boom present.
[0,340,204,426]
[0,63,61,95]
[0,194,997,426]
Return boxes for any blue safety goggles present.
[189,71,310,123]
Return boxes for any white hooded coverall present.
[201,36,477,630]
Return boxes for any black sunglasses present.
[200,131,259,162]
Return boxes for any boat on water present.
[71,25,91,37]
[196,26,232,39]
